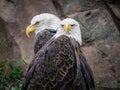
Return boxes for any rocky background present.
[0,0,120,89]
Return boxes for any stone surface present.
[81,46,117,87]
[0,0,58,64]
[0,0,120,89]
[57,0,100,15]
[0,17,21,63]
[67,4,120,88]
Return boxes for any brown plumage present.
[22,18,95,90]
[34,29,56,54]
[22,36,95,90]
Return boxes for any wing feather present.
[79,52,95,90]
[70,39,95,90]
[22,35,95,90]
[22,35,76,90]
[34,29,56,54]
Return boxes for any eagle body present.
[22,35,94,90]
[23,18,95,90]
[34,29,56,54]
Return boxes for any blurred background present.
[0,0,120,90]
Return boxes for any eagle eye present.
[71,24,76,27]
[61,24,64,27]
[35,21,40,25]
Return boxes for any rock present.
[66,3,120,88]
[71,8,120,43]
[81,46,117,87]
[0,17,21,64]
[0,0,58,64]
[57,0,99,15]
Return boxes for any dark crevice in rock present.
[6,0,16,7]
[102,0,120,33]
[85,12,92,17]
[99,50,108,58]
[103,0,120,3]
[51,0,66,19]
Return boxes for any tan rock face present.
[67,2,120,87]
[0,0,58,64]
[0,0,120,88]
[0,17,21,64]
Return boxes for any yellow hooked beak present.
[63,24,71,33]
[25,25,36,37]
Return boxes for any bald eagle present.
[25,13,61,54]
[22,18,95,90]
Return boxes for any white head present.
[54,18,82,45]
[25,13,61,37]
